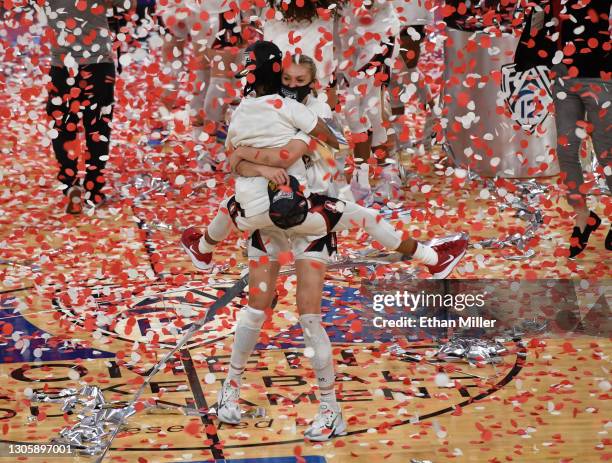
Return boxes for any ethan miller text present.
[373,316,497,329]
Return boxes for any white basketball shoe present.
[216,380,242,425]
[304,403,347,441]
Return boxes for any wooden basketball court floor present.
[1,127,610,463]
[1,33,611,463]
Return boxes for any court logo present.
[51,283,244,349]
[500,64,553,133]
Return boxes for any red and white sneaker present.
[181,227,213,270]
[425,233,469,279]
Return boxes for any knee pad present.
[237,305,266,331]
[299,314,332,370]
[232,306,265,355]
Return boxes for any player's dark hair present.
[255,77,282,96]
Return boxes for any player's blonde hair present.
[290,54,318,96]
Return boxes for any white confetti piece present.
[434,372,451,388]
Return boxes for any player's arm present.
[234,160,290,185]
[231,139,310,169]
[288,100,340,149]
[309,118,340,149]
[228,144,289,183]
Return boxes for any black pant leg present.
[80,63,115,202]
[47,66,81,192]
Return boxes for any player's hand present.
[260,166,289,185]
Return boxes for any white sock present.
[227,306,266,386]
[413,242,438,265]
[198,234,215,254]
[299,314,336,402]
[320,389,339,409]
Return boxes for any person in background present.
[389,0,435,152]
[44,0,134,214]
[154,0,237,146]
[262,0,338,106]
[515,0,611,257]
[336,0,400,198]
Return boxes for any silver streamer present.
[387,342,492,380]
[103,173,173,205]
[591,154,611,195]
[411,460,434,463]
[504,317,549,338]
[436,336,508,364]
[140,219,180,233]
[133,175,172,201]
[467,170,547,260]
[31,386,141,456]
[387,344,423,362]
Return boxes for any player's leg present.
[157,7,189,111]
[397,25,432,148]
[181,196,238,269]
[303,195,469,279]
[294,235,347,440]
[342,200,467,278]
[81,63,116,206]
[188,10,220,145]
[46,65,82,213]
[182,197,274,270]
[345,70,390,199]
[201,13,243,143]
[203,49,239,140]
[217,229,287,424]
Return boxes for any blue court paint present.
[256,284,395,350]
[176,457,326,463]
[0,296,115,363]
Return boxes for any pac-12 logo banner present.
[500,64,553,133]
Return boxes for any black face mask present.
[280,82,312,102]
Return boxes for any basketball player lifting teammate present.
[181,41,469,440]
[182,42,469,281]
